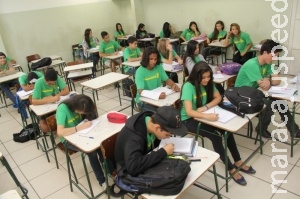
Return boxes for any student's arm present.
[56,77,70,96]
[21,84,34,92]
[224,31,232,46]
[165,79,180,92]
[57,122,92,137]
[180,30,187,42]
[185,57,195,75]
[7,62,15,71]
[241,42,253,56]
[201,90,222,112]
[270,74,280,86]
[175,54,183,65]
[206,37,211,44]
[161,45,173,64]
[128,57,142,62]
[57,86,70,97]
[32,96,59,105]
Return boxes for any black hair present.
[101,31,108,39]
[0,52,6,57]
[27,72,38,84]
[63,94,98,120]
[180,61,214,109]
[183,40,199,75]
[128,36,137,44]
[260,39,282,55]
[140,46,161,68]
[138,23,145,30]
[84,28,92,48]
[44,68,57,81]
[211,20,225,41]
[116,23,124,35]
[162,22,171,38]
[189,21,200,33]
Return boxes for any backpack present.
[219,86,265,118]
[122,78,134,98]
[13,123,38,143]
[219,62,242,75]
[31,57,52,70]
[115,158,191,195]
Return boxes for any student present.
[235,39,300,138]
[56,94,107,190]
[180,21,200,42]
[159,22,175,38]
[82,28,100,76]
[157,38,183,83]
[206,20,227,44]
[32,68,70,132]
[135,46,180,112]
[18,71,44,91]
[0,52,18,107]
[5,55,17,64]
[123,36,143,75]
[180,61,255,186]
[99,31,123,72]
[224,23,253,65]
[136,23,153,47]
[115,106,187,176]
[114,23,128,47]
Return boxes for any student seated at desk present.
[235,39,300,138]
[99,31,123,72]
[123,36,142,75]
[115,106,187,176]
[18,71,44,91]
[135,46,180,112]
[136,23,154,47]
[179,61,255,186]
[56,94,107,190]
[224,23,253,65]
[32,68,70,132]
[4,55,17,64]
[184,40,224,95]
[82,28,100,75]
[159,22,176,39]
[0,52,18,107]
[114,23,128,47]
[157,38,183,83]
[180,21,200,42]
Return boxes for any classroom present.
[0,0,300,198]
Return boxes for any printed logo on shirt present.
[129,52,137,58]
[261,68,267,76]
[145,73,159,81]
[234,38,245,44]
[105,45,114,52]
[67,114,80,124]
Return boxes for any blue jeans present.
[90,53,100,76]
[67,143,106,185]
[0,80,17,105]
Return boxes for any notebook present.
[268,86,297,96]
[159,137,196,157]
[203,106,237,123]
[141,86,175,100]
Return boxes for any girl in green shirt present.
[180,21,200,42]
[114,23,128,47]
[180,61,255,186]
[207,20,227,44]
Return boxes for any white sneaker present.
[101,183,107,191]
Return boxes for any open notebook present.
[268,86,297,96]
[159,137,197,157]
[203,106,237,123]
[141,86,175,100]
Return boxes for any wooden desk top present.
[30,55,62,63]
[208,42,231,48]
[0,72,24,83]
[64,63,93,72]
[213,74,235,84]
[81,72,128,89]
[121,61,141,67]
[67,70,92,78]
[140,91,180,107]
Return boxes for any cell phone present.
[223,101,234,108]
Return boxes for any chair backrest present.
[28,95,33,105]
[183,64,189,82]
[45,114,57,132]
[67,60,84,66]
[26,54,41,63]
[130,84,137,99]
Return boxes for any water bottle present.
[297,70,300,95]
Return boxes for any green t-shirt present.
[180,82,217,121]
[181,28,200,41]
[99,40,120,54]
[32,76,67,99]
[229,31,252,52]
[159,50,177,60]
[114,31,126,37]
[135,64,169,103]
[159,30,165,38]
[208,30,227,40]
[123,47,142,72]
[235,57,272,88]
[56,103,82,143]
[6,56,13,62]
[145,116,156,151]
[18,71,44,85]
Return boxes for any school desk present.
[208,42,231,64]
[30,55,62,64]
[13,64,23,72]
[101,53,123,75]
[140,89,180,108]
[64,62,93,90]
[120,61,140,79]
[36,59,67,77]
[180,39,204,57]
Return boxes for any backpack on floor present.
[114,158,191,195]
[31,57,52,70]
[122,78,134,98]
[13,123,38,143]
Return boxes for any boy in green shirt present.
[235,39,300,139]
[99,31,123,72]
[123,36,142,75]
[32,68,70,132]
[18,71,44,91]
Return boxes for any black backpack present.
[31,57,52,70]
[13,123,38,143]
[114,158,191,195]
[122,78,134,98]
[219,86,265,118]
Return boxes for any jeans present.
[67,143,106,185]
[232,51,254,65]
[183,118,241,170]
[90,52,100,76]
[137,102,157,113]
[0,80,18,105]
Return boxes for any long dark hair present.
[229,23,241,41]
[138,23,145,30]
[181,62,214,108]
[189,21,200,33]
[116,23,124,35]
[140,46,161,68]
[183,40,199,75]
[211,20,225,41]
[162,22,171,38]
[63,94,98,120]
[84,28,92,48]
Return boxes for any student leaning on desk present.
[56,94,107,190]
[179,61,255,186]
[235,39,300,139]
[114,23,128,47]
[31,68,70,133]
[18,71,44,92]
[123,36,143,75]
[180,21,201,42]
[135,46,180,113]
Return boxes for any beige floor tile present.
[280,166,300,195]
[9,142,45,165]
[3,139,36,154]
[43,185,87,199]
[0,167,27,194]
[272,188,300,199]
[0,154,17,175]
[21,181,40,199]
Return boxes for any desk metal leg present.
[117,84,122,106]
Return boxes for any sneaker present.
[255,126,272,139]
[101,183,107,191]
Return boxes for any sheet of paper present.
[290,76,297,84]
[151,86,174,95]
[141,87,175,100]
[203,106,237,123]
[213,73,225,79]
[76,119,100,134]
[17,90,33,97]
[268,86,297,96]
[159,137,195,155]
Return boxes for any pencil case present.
[107,112,127,123]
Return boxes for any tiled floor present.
[1,69,300,199]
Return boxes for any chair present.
[26,54,41,71]
[66,60,93,91]
[72,44,83,61]
[129,84,140,115]
[45,115,60,169]
[206,47,225,66]
[0,152,29,199]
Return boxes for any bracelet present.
[75,126,77,132]
[205,105,209,110]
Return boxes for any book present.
[268,86,297,96]
[158,137,196,157]
[163,61,183,71]
[17,90,33,97]
[290,76,297,84]
[203,106,237,123]
[76,119,100,134]
[141,86,175,100]
[213,73,224,79]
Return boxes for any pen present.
[214,108,215,114]
[79,135,94,139]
